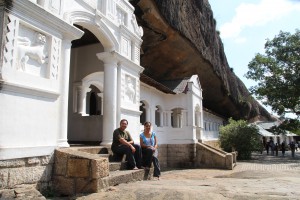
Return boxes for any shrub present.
[219,118,260,160]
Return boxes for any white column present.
[97,53,118,145]
[145,104,150,122]
[182,110,188,127]
[177,113,182,128]
[80,87,91,116]
[167,111,172,127]
[57,39,71,147]
[159,110,164,127]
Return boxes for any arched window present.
[140,101,147,124]
[89,92,97,115]
[86,85,102,116]
[171,107,183,128]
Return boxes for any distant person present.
[270,139,274,155]
[274,143,279,156]
[266,142,269,155]
[295,142,298,151]
[281,142,286,156]
[290,141,296,158]
[140,122,161,180]
[111,119,142,170]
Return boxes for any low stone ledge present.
[52,148,109,196]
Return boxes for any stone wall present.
[195,143,235,170]
[157,144,196,169]
[203,140,220,149]
[0,155,54,192]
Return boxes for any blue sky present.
[209,0,300,89]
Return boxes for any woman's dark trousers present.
[142,148,161,177]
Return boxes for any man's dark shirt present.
[111,128,133,152]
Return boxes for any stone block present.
[0,159,26,168]
[41,155,54,165]
[52,175,75,196]
[67,158,90,178]
[0,169,9,189]
[1,166,47,188]
[75,177,98,194]
[91,158,109,179]
[132,169,145,181]
[39,165,53,182]
[54,150,68,176]
[27,157,41,165]
[107,172,133,186]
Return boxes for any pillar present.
[57,39,71,147]
[97,52,118,145]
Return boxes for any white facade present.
[202,110,223,141]
[139,75,204,144]
[0,0,224,160]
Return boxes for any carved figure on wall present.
[125,76,136,103]
[17,32,48,71]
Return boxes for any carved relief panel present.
[123,74,137,104]
[17,24,49,77]
[1,13,61,98]
[3,13,61,80]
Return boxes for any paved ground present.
[1,150,300,200]
[75,150,300,200]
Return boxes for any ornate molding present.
[1,81,59,99]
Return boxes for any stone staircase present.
[52,146,152,197]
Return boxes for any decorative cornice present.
[5,0,83,40]
[1,81,59,99]
[97,51,144,73]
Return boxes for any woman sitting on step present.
[140,121,161,180]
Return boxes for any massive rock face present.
[130,0,273,121]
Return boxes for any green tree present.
[245,30,300,133]
[219,118,260,160]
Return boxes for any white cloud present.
[220,0,300,39]
[234,37,247,44]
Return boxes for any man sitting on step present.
[111,119,142,170]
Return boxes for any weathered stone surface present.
[0,184,46,200]
[75,178,98,194]
[0,166,51,188]
[67,158,90,178]
[91,158,109,179]
[130,0,274,121]
[53,150,68,176]
[0,159,26,168]
[52,175,75,196]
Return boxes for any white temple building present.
[0,0,223,161]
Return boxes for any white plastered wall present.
[0,0,143,159]
[202,111,224,141]
[139,75,204,145]
[0,0,83,159]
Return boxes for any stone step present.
[98,168,153,191]
[109,161,127,172]
[52,147,153,196]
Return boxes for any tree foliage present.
[219,118,260,160]
[245,30,300,133]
